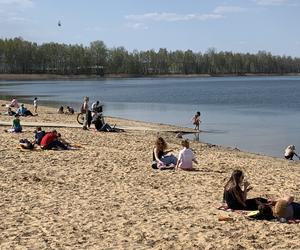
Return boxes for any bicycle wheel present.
[77,113,85,125]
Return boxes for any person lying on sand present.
[223,170,267,210]
[152,137,177,169]
[175,139,198,171]
[258,196,300,221]
[284,145,300,160]
[40,129,68,150]
[57,133,71,147]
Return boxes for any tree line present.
[0,37,300,76]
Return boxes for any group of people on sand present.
[80,96,115,132]
[152,137,198,171]
[36,128,70,150]
[223,169,300,221]
[4,99,35,117]
[57,106,75,115]
[19,126,71,150]
[81,96,101,130]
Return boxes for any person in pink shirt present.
[176,139,198,171]
[10,98,19,108]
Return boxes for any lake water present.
[1,76,300,158]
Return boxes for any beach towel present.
[217,203,300,224]
[217,203,249,215]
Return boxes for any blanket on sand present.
[217,203,300,224]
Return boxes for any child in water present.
[192,111,201,131]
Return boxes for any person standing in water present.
[192,111,201,131]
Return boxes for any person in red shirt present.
[40,130,68,150]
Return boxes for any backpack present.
[19,139,34,150]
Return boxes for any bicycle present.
[76,112,85,125]
[77,105,103,125]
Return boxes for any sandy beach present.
[1,100,300,249]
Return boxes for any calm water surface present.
[1,76,300,158]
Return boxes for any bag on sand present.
[19,139,34,150]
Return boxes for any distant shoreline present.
[0,73,300,81]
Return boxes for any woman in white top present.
[33,97,38,113]
[176,139,198,170]
[284,145,300,160]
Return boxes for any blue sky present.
[0,0,299,56]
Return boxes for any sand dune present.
[1,100,300,249]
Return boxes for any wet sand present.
[1,100,300,249]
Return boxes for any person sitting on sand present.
[175,139,198,171]
[4,107,16,116]
[175,132,183,138]
[152,137,177,169]
[10,98,19,108]
[91,100,103,117]
[34,126,46,145]
[65,106,74,115]
[9,114,22,133]
[284,145,300,160]
[40,130,68,150]
[258,196,300,221]
[223,170,267,210]
[16,104,34,116]
[192,111,201,131]
[57,106,64,114]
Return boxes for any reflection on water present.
[1,76,300,158]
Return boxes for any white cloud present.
[0,0,33,8]
[0,0,33,24]
[254,0,291,6]
[126,22,149,30]
[7,16,26,22]
[125,12,223,22]
[213,6,246,14]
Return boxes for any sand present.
[1,100,300,249]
